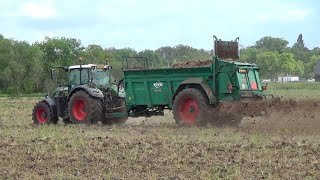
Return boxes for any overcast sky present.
[0,0,319,51]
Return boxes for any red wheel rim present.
[72,99,87,121]
[178,98,199,124]
[36,108,48,124]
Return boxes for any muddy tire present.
[63,118,72,125]
[32,101,58,125]
[173,88,209,126]
[102,99,128,125]
[68,91,102,124]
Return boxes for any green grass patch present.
[266,82,320,98]
[268,82,320,90]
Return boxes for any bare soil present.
[0,98,319,179]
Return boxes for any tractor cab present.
[49,64,113,98]
[67,64,112,89]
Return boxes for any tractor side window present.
[69,69,89,87]
[81,70,89,84]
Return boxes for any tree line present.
[0,33,319,94]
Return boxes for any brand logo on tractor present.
[153,82,163,88]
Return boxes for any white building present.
[278,76,299,83]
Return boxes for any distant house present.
[315,61,320,82]
[277,76,299,83]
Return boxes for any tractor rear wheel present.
[68,91,102,124]
[32,101,58,125]
[173,88,209,126]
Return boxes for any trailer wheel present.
[32,101,58,125]
[173,88,209,126]
[68,91,102,124]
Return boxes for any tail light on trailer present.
[262,85,267,91]
[251,81,258,90]
[227,84,234,91]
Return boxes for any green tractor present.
[32,62,127,125]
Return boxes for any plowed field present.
[0,95,319,179]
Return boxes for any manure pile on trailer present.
[171,60,213,68]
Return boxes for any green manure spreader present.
[33,36,267,126]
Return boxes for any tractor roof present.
[68,64,111,70]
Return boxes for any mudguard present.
[43,97,58,118]
[175,77,216,104]
[68,85,104,99]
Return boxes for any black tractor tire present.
[63,118,72,125]
[173,88,209,126]
[32,101,58,125]
[68,91,102,124]
[102,98,128,125]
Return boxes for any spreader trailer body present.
[121,36,267,125]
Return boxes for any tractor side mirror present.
[50,69,55,80]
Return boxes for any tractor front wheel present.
[68,91,102,124]
[32,101,58,125]
[173,88,209,126]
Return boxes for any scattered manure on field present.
[238,98,320,133]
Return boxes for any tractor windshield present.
[91,68,110,88]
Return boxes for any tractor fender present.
[43,97,58,118]
[68,85,104,100]
[173,77,216,104]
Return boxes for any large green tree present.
[305,55,320,77]
[155,45,211,66]
[279,53,297,76]
[256,51,280,79]
[0,37,14,71]
[37,37,84,72]
[138,49,162,68]
[82,44,107,64]
[240,47,262,64]
[291,33,309,64]
[255,36,289,53]
[0,40,43,94]
[105,48,138,79]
